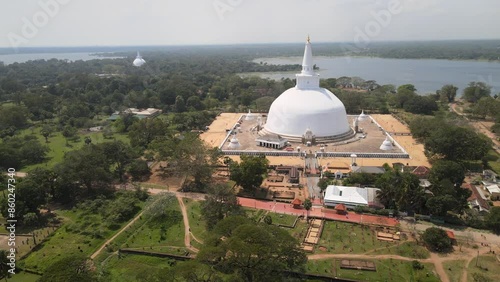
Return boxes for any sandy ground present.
[203,113,430,167]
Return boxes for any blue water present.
[253,56,500,94]
[0,52,123,65]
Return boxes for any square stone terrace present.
[200,113,430,168]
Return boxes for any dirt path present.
[90,209,145,260]
[429,252,449,282]
[177,195,199,253]
[308,253,432,262]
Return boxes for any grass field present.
[317,221,397,254]
[104,195,185,259]
[101,253,176,282]
[184,198,207,249]
[267,212,298,226]
[307,258,441,282]
[19,197,144,272]
[244,207,266,222]
[467,255,500,282]
[443,260,466,282]
[7,271,41,282]
[372,241,430,259]
[20,127,129,171]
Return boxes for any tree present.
[174,95,186,113]
[153,133,221,191]
[398,84,417,92]
[425,195,459,217]
[425,126,490,161]
[40,124,54,143]
[197,216,307,282]
[230,155,269,191]
[403,95,438,115]
[128,118,170,148]
[421,227,453,253]
[100,141,137,181]
[428,160,465,187]
[485,207,500,234]
[303,198,312,220]
[263,215,272,225]
[62,125,78,145]
[127,159,151,181]
[54,145,113,198]
[161,260,223,282]
[0,250,11,281]
[201,184,242,230]
[438,84,458,103]
[376,170,425,213]
[317,178,331,193]
[463,82,491,103]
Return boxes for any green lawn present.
[372,241,430,259]
[104,195,185,259]
[467,255,500,282]
[20,127,129,171]
[19,197,144,272]
[317,221,397,254]
[184,198,207,248]
[7,271,41,282]
[307,259,441,282]
[443,260,466,282]
[244,207,266,222]
[267,212,298,226]
[100,253,176,282]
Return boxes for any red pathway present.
[238,197,398,227]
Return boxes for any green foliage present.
[412,260,424,270]
[438,84,458,103]
[425,126,490,161]
[376,170,425,213]
[230,154,269,191]
[127,159,151,181]
[429,160,465,187]
[463,82,491,103]
[485,207,500,234]
[343,172,379,186]
[197,216,307,282]
[201,184,242,230]
[421,227,453,253]
[38,254,97,282]
[303,199,312,211]
[263,215,272,225]
[0,104,29,135]
[0,135,49,169]
[128,118,170,148]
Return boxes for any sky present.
[1,0,500,48]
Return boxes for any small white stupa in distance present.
[379,136,394,151]
[358,110,368,121]
[228,136,241,149]
[133,51,146,67]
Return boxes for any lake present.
[250,56,500,94]
[0,52,124,65]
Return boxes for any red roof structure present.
[411,166,431,178]
[291,198,302,208]
[334,204,347,214]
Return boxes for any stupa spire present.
[296,36,320,89]
[301,36,314,75]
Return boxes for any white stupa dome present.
[264,38,352,139]
[379,136,394,151]
[228,136,241,149]
[358,110,368,121]
[133,52,146,67]
[245,109,255,121]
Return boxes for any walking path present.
[176,195,199,253]
[90,209,146,260]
